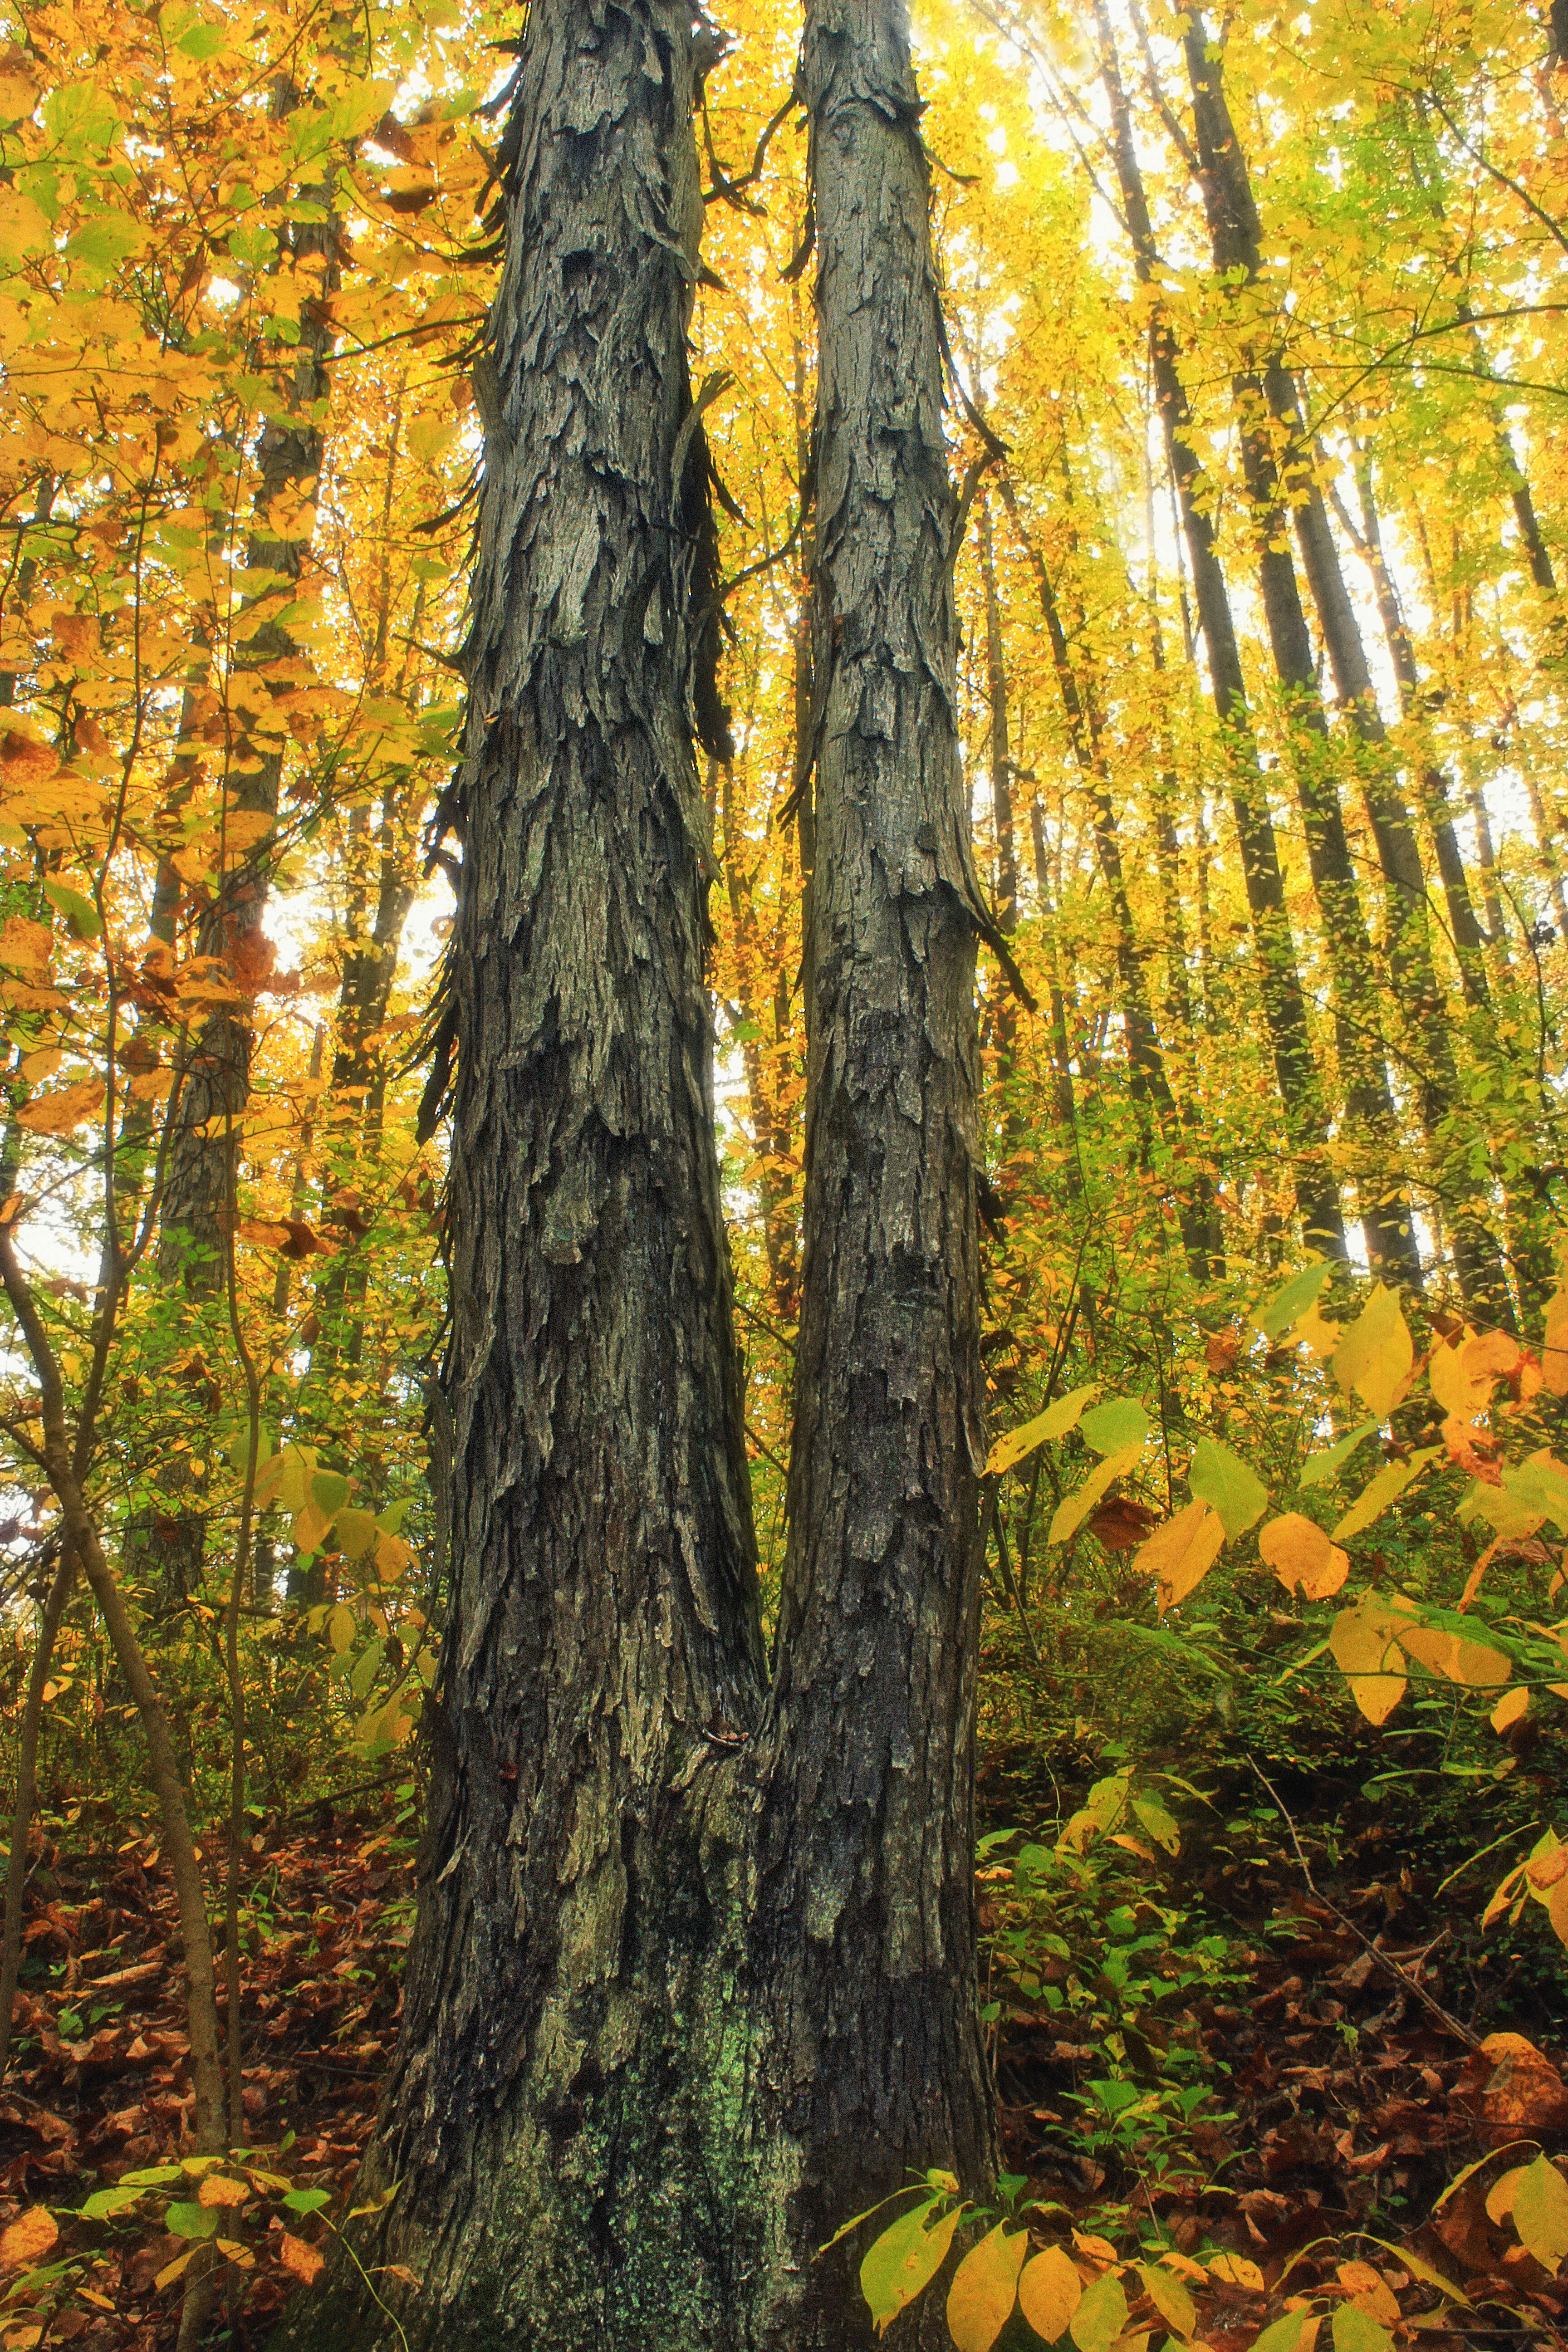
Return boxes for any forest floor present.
[0,1754,1564,2349]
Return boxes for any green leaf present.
[229,222,280,270]
[859,2195,964,2337]
[40,83,118,154]
[335,1507,378,1564]
[164,2202,219,2240]
[64,216,145,275]
[311,1470,350,1521]
[1134,2259,1195,2339]
[1188,1438,1268,1538]
[350,1638,384,1700]
[176,19,228,56]
[1255,1259,1332,1339]
[1332,2306,1394,2352]
[1250,2316,1316,2352]
[42,878,101,939]
[1502,1451,1568,1534]
[81,2184,147,2220]
[282,2187,332,2216]
[1068,2268,1128,2352]
[1130,1794,1180,1854]
[229,1425,274,1478]
[1331,1450,1439,1543]
[255,1442,316,1517]
[375,1499,411,1538]
[1297,1418,1378,1490]
[118,2166,184,2188]
[1079,1396,1150,1455]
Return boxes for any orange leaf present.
[1259,1512,1349,1600]
[197,2173,249,2208]
[0,2206,57,2268]
[17,1079,104,1136]
[235,1219,295,1250]
[279,2233,324,2286]
[1133,1498,1225,1612]
[1542,1283,1568,1396]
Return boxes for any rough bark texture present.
[274,5,781,2344]
[750,1,996,2339]
[277,7,999,2346]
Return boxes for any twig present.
[735,1295,796,1354]
[745,1421,789,1479]
[1246,1756,1480,2051]
[980,1474,1044,1667]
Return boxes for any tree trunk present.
[274,2,778,2342]
[998,470,1215,1276]
[751,0,997,2328]
[1175,9,1420,1283]
[275,5,995,2346]
[157,200,338,1298]
[1178,5,1516,1318]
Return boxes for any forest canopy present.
[1,0,1568,2346]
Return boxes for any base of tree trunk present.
[270,1744,986,2352]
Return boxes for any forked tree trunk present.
[274,4,993,2348]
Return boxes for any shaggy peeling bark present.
[751,0,997,2337]
[276,4,994,2346]
[274,3,779,2344]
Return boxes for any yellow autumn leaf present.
[1293,1298,1342,1358]
[1259,1512,1349,1600]
[1132,1497,1225,1612]
[1429,1333,1491,1424]
[0,63,40,120]
[0,193,50,267]
[1331,1450,1437,1543]
[1335,2259,1401,2326]
[1333,1284,1412,1419]
[1399,1625,1510,1688]
[946,2223,1029,2352]
[279,2233,324,2286]
[1135,2258,1196,2337]
[1018,2244,1083,2343]
[1207,2251,1264,2291]
[1328,1599,1408,1725]
[1491,1686,1529,1733]
[985,1384,1097,1477]
[1048,1441,1143,1548]
[1512,2155,1568,2274]
[196,2173,249,2207]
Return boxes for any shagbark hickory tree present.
[274,0,993,2343]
